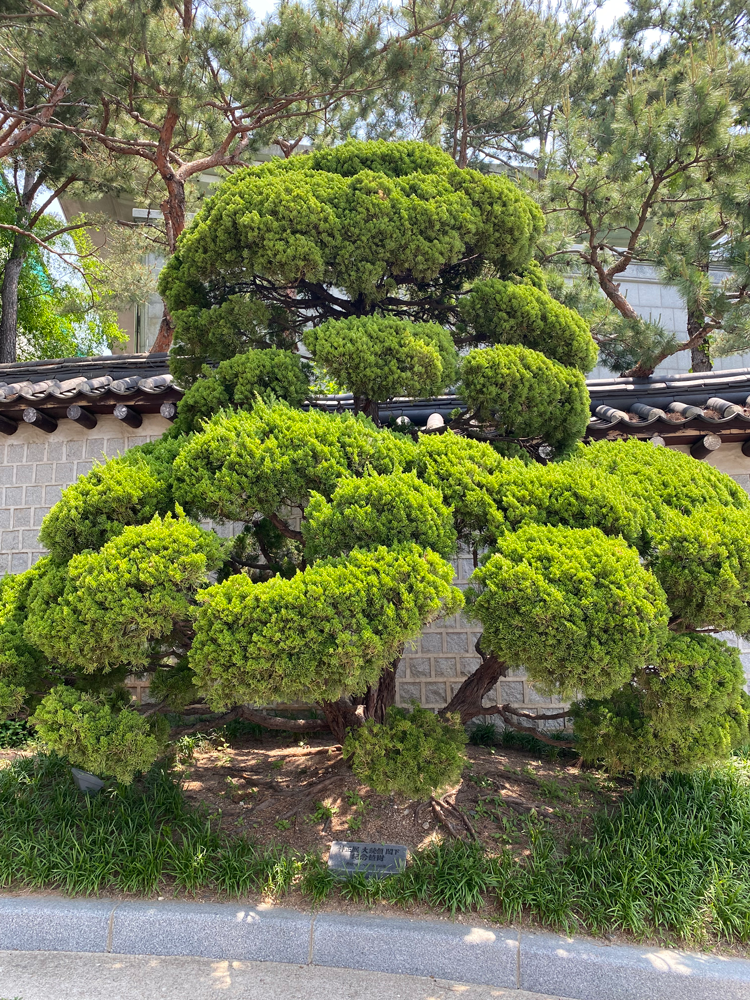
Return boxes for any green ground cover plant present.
[1,750,748,946]
[0,719,32,749]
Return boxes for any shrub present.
[344,704,467,798]
[190,545,462,709]
[0,567,49,708]
[0,681,24,720]
[461,277,598,372]
[31,686,164,784]
[303,472,457,560]
[649,506,750,633]
[160,139,544,369]
[415,432,511,547]
[304,316,458,404]
[25,513,223,673]
[174,349,311,432]
[574,437,750,526]
[173,402,417,522]
[459,345,590,454]
[572,634,750,776]
[490,460,644,548]
[38,459,168,561]
[468,524,669,698]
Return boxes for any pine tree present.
[2,0,453,350]
[539,38,750,375]
[1,140,748,791]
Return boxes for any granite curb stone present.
[0,897,114,954]
[519,930,750,1000]
[110,901,311,964]
[2,896,750,1000]
[313,912,519,987]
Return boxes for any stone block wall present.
[393,556,567,724]
[0,414,172,574]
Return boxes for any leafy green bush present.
[173,402,417,522]
[461,277,598,372]
[191,545,462,709]
[2,136,747,786]
[468,721,498,746]
[38,459,169,561]
[344,704,467,798]
[574,437,750,527]
[175,349,311,432]
[0,717,32,748]
[649,505,750,633]
[491,460,645,547]
[0,683,24,721]
[459,345,590,454]
[468,524,669,698]
[304,316,457,404]
[25,513,223,673]
[0,568,49,713]
[572,634,750,776]
[415,432,511,548]
[31,687,164,784]
[303,472,457,559]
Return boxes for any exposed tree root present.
[275,775,348,821]
[268,745,343,758]
[176,706,331,736]
[440,788,477,840]
[430,796,463,838]
[481,705,576,748]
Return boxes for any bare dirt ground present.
[171,729,628,858]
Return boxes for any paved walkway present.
[0,952,574,1000]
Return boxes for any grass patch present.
[1,750,749,946]
[0,753,296,897]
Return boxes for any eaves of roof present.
[2,355,750,455]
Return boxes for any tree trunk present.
[149,177,187,354]
[353,396,380,425]
[161,177,187,255]
[149,306,175,354]
[321,697,361,743]
[0,242,24,363]
[364,649,403,724]
[688,308,712,372]
[599,273,639,321]
[439,653,507,725]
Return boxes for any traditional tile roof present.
[2,353,750,458]
[585,368,750,457]
[0,353,179,405]
[0,354,181,434]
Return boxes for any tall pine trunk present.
[150,175,187,354]
[0,236,25,363]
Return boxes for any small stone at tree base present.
[328,841,408,878]
[71,767,104,795]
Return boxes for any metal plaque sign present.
[328,840,408,878]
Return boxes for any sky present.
[248,0,634,29]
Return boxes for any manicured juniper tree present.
[1,139,749,793]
